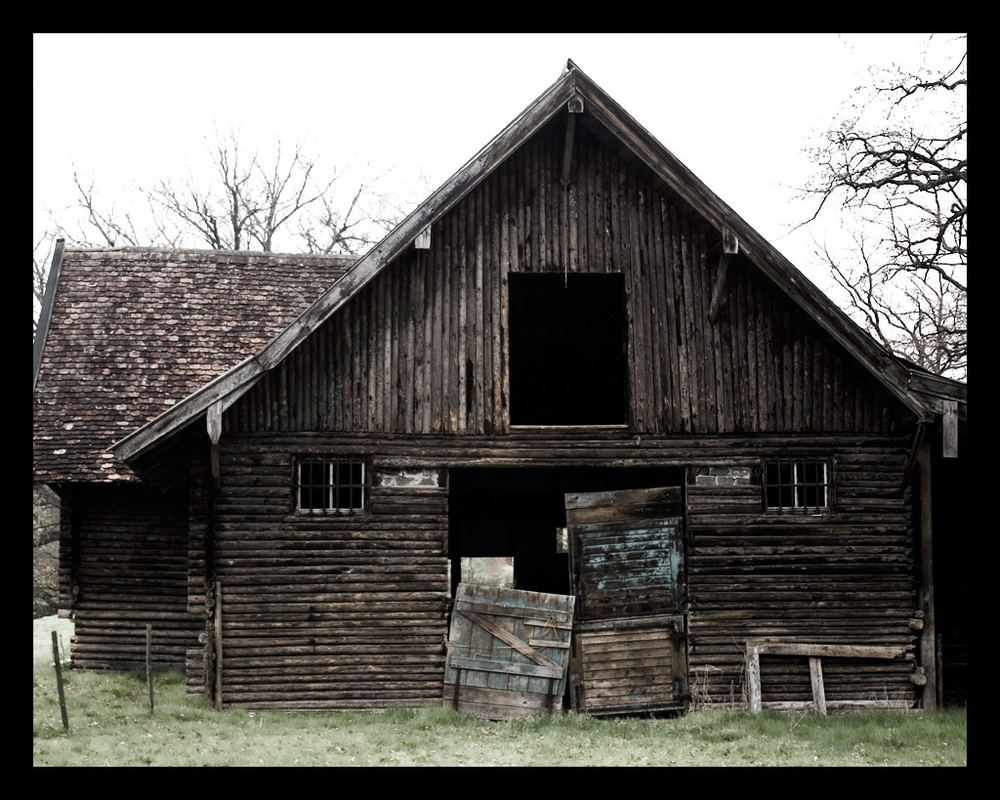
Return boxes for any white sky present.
[33,33,948,295]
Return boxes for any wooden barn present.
[33,61,967,716]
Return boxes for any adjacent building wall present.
[61,482,202,669]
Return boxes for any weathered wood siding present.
[225,118,912,439]
[208,115,922,712]
[66,484,202,670]
[211,439,450,709]
[208,432,919,710]
[686,443,920,709]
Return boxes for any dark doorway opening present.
[508,273,627,426]
[447,466,684,599]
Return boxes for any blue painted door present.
[565,486,689,714]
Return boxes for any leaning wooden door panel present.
[443,583,575,720]
[565,486,689,715]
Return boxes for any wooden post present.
[214,580,223,710]
[51,630,69,731]
[808,657,827,715]
[746,644,761,713]
[146,624,154,714]
[918,440,938,709]
[942,400,958,458]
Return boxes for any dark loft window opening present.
[296,457,367,513]
[764,459,830,513]
[509,273,627,425]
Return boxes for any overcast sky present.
[33,33,952,294]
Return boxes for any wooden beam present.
[942,400,958,458]
[207,400,222,487]
[560,94,583,187]
[748,642,909,659]
[747,643,761,713]
[918,440,938,709]
[709,228,738,324]
[809,657,827,715]
[213,579,223,710]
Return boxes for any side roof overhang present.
[113,59,940,467]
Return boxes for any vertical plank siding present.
[67,484,202,670]
[226,119,909,439]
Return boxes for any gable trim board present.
[32,238,66,392]
[112,60,936,468]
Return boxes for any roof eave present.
[114,67,580,466]
[568,67,934,422]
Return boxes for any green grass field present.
[33,616,966,767]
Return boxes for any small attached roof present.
[112,60,946,467]
[33,247,354,482]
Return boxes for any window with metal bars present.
[295,457,368,513]
[763,459,830,512]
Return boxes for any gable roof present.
[111,60,944,467]
[33,247,354,482]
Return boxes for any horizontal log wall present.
[69,484,203,670]
[213,430,919,711]
[226,117,912,438]
[214,439,450,709]
[686,444,919,709]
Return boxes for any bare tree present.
[33,234,54,336]
[67,133,405,254]
[801,35,966,379]
[34,133,408,333]
[33,484,61,618]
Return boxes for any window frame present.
[293,456,369,514]
[761,457,833,514]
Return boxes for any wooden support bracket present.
[207,400,223,488]
[708,229,739,323]
[414,226,431,250]
[560,110,577,187]
[942,400,958,458]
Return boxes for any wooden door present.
[443,583,575,719]
[565,486,689,715]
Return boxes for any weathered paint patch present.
[375,468,442,488]
[693,466,752,486]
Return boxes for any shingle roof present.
[33,247,354,482]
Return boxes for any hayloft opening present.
[508,273,627,426]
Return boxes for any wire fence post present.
[51,630,69,731]
[146,624,154,714]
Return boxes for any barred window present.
[763,459,830,512]
[296,457,367,513]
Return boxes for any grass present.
[33,616,967,767]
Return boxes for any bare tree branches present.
[51,133,404,255]
[802,35,966,379]
[33,234,54,337]
[822,237,966,377]
[34,134,408,334]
